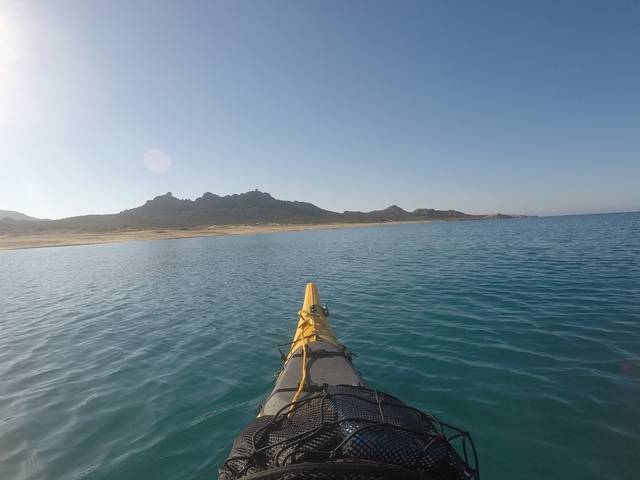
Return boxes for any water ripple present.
[1,213,639,480]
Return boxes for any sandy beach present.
[0,220,434,251]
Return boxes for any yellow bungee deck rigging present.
[286,283,340,409]
[288,282,341,359]
[258,282,365,417]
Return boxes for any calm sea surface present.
[1,213,639,480]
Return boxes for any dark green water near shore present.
[1,213,639,479]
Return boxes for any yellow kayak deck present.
[287,282,341,358]
[259,283,365,416]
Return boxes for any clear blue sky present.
[1,0,639,218]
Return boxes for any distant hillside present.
[0,190,521,233]
[0,209,39,221]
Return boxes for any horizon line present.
[2,189,639,221]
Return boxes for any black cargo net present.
[219,385,479,480]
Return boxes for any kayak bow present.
[289,282,340,357]
[259,283,365,417]
[220,283,480,480]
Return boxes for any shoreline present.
[0,220,436,251]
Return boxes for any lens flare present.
[143,149,172,174]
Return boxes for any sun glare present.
[0,7,29,130]
[0,13,19,77]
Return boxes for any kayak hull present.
[220,282,480,480]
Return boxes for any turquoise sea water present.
[1,213,639,480]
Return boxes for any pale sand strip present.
[0,220,434,251]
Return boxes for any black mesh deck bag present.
[219,385,479,480]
